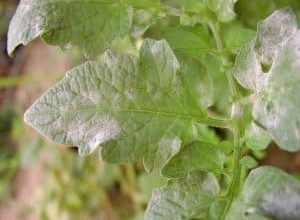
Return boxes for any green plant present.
[7,0,300,219]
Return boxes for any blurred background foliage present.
[1,0,300,220]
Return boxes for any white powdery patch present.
[66,116,121,155]
[101,51,119,70]
[159,137,181,156]
[80,91,102,104]
[262,187,300,219]
[197,83,213,108]
[125,89,135,101]
[88,92,102,103]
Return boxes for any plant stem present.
[209,21,244,220]
[220,123,242,220]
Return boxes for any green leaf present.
[226,166,300,220]
[7,0,133,57]
[145,171,220,220]
[239,155,257,169]
[162,141,225,178]
[244,122,271,151]
[24,39,221,173]
[206,0,238,22]
[138,173,166,201]
[223,23,256,53]
[201,55,231,115]
[232,8,300,151]
[162,26,213,59]
[235,0,276,28]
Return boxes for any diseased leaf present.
[244,122,271,151]
[226,166,300,220]
[231,40,266,92]
[162,141,225,178]
[145,171,220,220]
[7,0,133,57]
[226,199,271,220]
[255,7,297,66]
[24,39,215,173]
[232,8,300,151]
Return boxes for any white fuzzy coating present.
[262,187,300,219]
[66,116,121,156]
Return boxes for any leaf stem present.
[220,123,243,220]
[209,20,244,220]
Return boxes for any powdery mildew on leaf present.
[232,8,300,151]
[255,8,297,66]
[145,172,219,220]
[244,121,271,151]
[227,166,300,220]
[263,188,300,220]
[7,0,133,57]
[24,39,212,173]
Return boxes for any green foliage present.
[8,0,300,219]
[145,171,220,220]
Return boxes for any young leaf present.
[162,141,225,178]
[232,8,300,151]
[227,166,300,220]
[145,171,220,220]
[7,0,133,57]
[24,39,222,174]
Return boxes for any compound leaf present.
[7,0,133,57]
[145,171,220,220]
[24,39,216,173]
